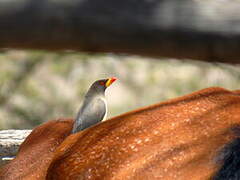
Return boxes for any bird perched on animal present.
[72,77,116,133]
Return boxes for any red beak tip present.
[111,77,117,82]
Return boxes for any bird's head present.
[89,77,117,93]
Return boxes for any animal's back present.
[46,87,240,179]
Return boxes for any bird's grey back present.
[72,97,106,133]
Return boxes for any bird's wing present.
[72,98,106,133]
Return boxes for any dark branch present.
[0,0,240,63]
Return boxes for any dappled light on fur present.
[1,87,240,179]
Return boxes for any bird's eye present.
[99,81,105,86]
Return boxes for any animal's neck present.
[86,86,105,97]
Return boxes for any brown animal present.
[45,87,240,180]
[0,119,73,180]
[2,87,240,179]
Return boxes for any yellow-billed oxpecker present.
[72,77,116,133]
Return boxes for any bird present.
[0,78,116,179]
[71,77,116,133]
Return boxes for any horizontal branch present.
[0,0,240,63]
[0,130,31,166]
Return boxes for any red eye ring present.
[99,81,105,86]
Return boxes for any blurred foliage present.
[1,50,240,129]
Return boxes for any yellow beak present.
[105,77,117,87]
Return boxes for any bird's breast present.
[99,97,107,121]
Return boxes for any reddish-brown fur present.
[45,87,240,179]
[2,87,240,179]
[0,119,73,180]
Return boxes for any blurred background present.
[1,50,240,130]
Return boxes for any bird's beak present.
[105,77,117,87]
